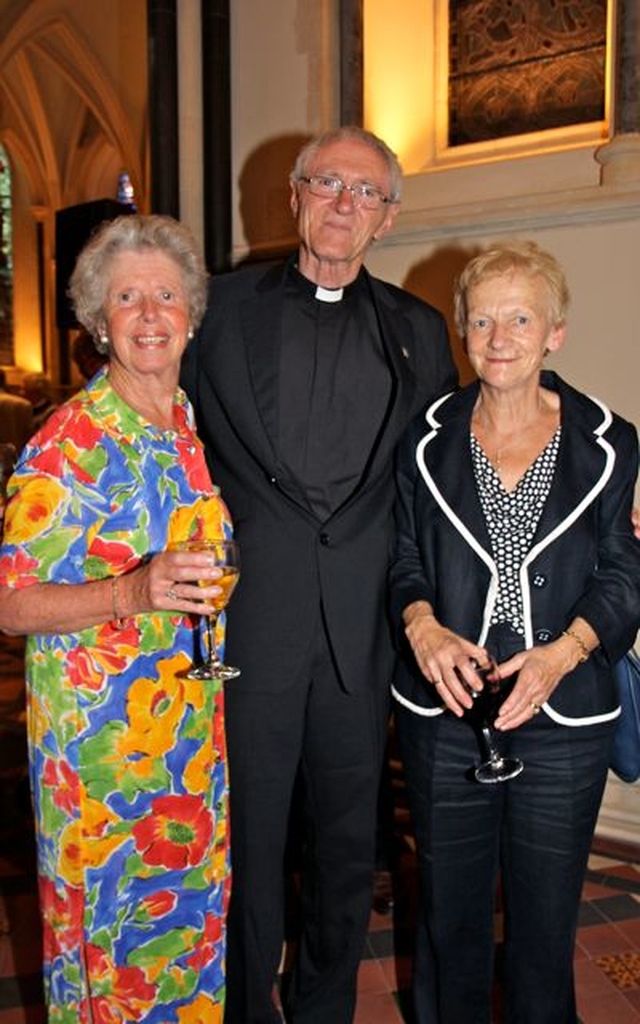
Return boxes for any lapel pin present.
[401,346,410,359]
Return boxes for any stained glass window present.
[449,0,607,146]
[0,146,13,364]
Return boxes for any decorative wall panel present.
[449,0,607,145]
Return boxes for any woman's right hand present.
[403,601,491,717]
[0,548,225,639]
[118,550,223,618]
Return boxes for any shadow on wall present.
[238,133,310,263]
[403,244,483,386]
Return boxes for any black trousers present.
[396,700,614,1024]
[223,627,387,1024]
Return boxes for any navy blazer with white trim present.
[390,371,640,725]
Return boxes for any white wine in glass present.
[181,538,241,680]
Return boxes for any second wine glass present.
[466,659,524,784]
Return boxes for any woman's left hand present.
[492,641,576,731]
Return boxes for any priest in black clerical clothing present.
[181,126,458,1024]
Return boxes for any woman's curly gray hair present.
[68,214,208,353]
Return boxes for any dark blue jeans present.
[397,698,614,1024]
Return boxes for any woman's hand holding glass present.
[492,628,593,731]
[403,601,490,716]
[403,602,523,781]
[123,547,224,618]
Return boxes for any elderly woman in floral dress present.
[0,215,232,1022]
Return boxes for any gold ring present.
[166,587,178,601]
[530,702,540,715]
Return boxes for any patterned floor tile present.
[596,950,640,990]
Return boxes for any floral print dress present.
[0,370,231,1023]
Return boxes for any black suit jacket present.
[390,371,640,724]
[181,257,457,694]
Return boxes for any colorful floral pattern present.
[0,371,231,1021]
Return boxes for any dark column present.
[615,0,640,133]
[147,0,179,217]
[340,0,363,125]
[201,0,232,273]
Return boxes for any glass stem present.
[481,723,502,765]
[204,613,220,670]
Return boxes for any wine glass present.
[465,658,524,784]
[179,538,241,680]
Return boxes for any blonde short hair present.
[453,241,570,338]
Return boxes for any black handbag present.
[610,648,640,783]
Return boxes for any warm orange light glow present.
[13,333,42,374]
[364,0,611,176]
[363,0,435,174]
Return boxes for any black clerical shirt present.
[277,264,392,520]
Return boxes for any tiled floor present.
[1,633,640,1023]
[354,843,640,1024]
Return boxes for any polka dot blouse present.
[470,427,561,636]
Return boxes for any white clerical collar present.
[315,284,344,303]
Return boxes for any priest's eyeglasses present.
[298,175,391,210]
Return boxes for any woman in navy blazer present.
[390,242,640,1024]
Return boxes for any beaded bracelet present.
[562,628,590,663]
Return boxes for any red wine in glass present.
[465,659,524,784]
